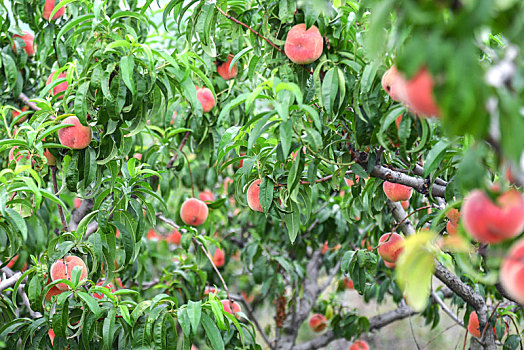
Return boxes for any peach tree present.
[0,0,524,349]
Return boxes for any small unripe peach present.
[284,24,323,65]
[213,248,225,268]
[500,240,524,304]
[196,87,215,113]
[308,313,327,332]
[404,67,440,117]
[13,32,34,56]
[165,229,182,245]
[349,340,370,350]
[378,233,404,263]
[50,256,88,291]
[221,299,241,316]
[199,190,215,203]
[46,71,68,97]
[180,198,209,226]
[247,179,263,212]
[381,66,408,103]
[462,189,524,244]
[58,116,92,149]
[383,181,412,202]
[43,0,66,21]
[217,54,238,80]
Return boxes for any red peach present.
[213,248,225,268]
[180,198,209,226]
[401,200,409,210]
[74,198,82,209]
[8,147,30,163]
[378,233,404,263]
[165,229,182,245]
[46,71,68,97]
[48,328,55,345]
[58,116,92,149]
[147,229,160,240]
[467,311,505,339]
[6,255,27,271]
[343,277,354,290]
[45,285,63,301]
[43,149,56,165]
[43,0,66,21]
[384,260,396,269]
[321,241,329,254]
[196,87,215,113]
[284,24,323,64]
[241,291,254,303]
[50,256,88,291]
[381,66,408,103]
[13,32,34,56]
[462,189,524,244]
[199,190,215,203]
[349,340,370,350]
[404,67,440,117]
[93,280,116,299]
[308,313,327,332]
[12,106,29,124]
[446,220,458,236]
[217,54,238,80]
[383,181,413,202]
[500,240,524,304]
[204,286,219,295]
[446,208,461,225]
[221,299,241,316]
[247,179,263,212]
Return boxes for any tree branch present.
[166,131,190,169]
[18,93,41,112]
[231,293,275,350]
[69,198,94,231]
[0,272,22,292]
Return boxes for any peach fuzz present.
[165,229,182,245]
[50,256,88,291]
[381,66,408,103]
[221,299,241,316]
[284,24,323,65]
[180,198,209,226]
[46,71,68,97]
[500,240,524,304]
[58,116,92,149]
[378,232,404,263]
[349,340,370,350]
[308,313,327,332]
[213,248,225,268]
[404,67,440,117]
[247,179,263,212]
[43,0,66,21]
[217,54,238,80]
[199,190,215,203]
[462,189,524,244]
[13,32,34,56]
[196,87,215,113]
[93,280,116,299]
[383,181,412,202]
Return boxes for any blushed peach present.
[381,66,408,103]
[13,32,34,56]
[383,181,412,202]
[343,277,354,290]
[147,229,160,240]
[446,220,458,236]
[43,149,56,165]
[384,260,396,269]
[308,313,327,332]
[404,67,440,117]
[45,285,63,301]
[8,147,30,163]
[58,116,92,149]
[217,54,238,80]
[12,106,29,124]
[213,248,225,268]
[74,198,82,209]
[247,179,263,212]
[46,71,68,97]
[180,198,209,226]
[349,340,370,350]
[93,280,116,299]
[50,256,88,291]
[199,190,215,203]
[401,200,409,210]
[43,0,66,21]
[221,299,241,316]
[378,233,404,263]
[165,229,181,245]
[284,24,323,64]
[196,87,215,113]
[500,240,524,304]
[6,255,27,271]
[446,208,460,225]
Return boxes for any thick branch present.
[18,93,41,112]
[0,272,22,292]
[370,165,446,198]
[69,198,94,231]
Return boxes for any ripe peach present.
[462,189,524,244]
[74,198,82,209]
[196,87,215,113]
[404,67,440,117]
[321,241,329,254]
[13,32,34,56]
[133,153,142,160]
[345,175,360,188]
[43,0,66,21]
[247,179,263,212]
[43,149,56,165]
[213,248,225,268]
[384,260,396,269]
[467,311,505,339]
[46,71,68,97]
[381,66,408,103]
[401,200,409,210]
[191,346,198,350]
[48,328,55,345]
[199,190,215,203]
[12,106,29,124]
[165,229,182,245]
[6,255,27,271]
[343,277,354,290]
[221,299,241,316]
[446,208,460,225]
[50,256,88,291]
[383,181,412,202]
[93,280,116,299]
[58,116,92,149]
[500,240,524,304]
[446,220,458,236]
[45,285,63,301]
[284,24,323,64]
[217,54,238,80]
[349,340,370,350]
[204,286,219,295]
[180,198,209,226]
[8,147,30,163]
[378,233,404,263]
[147,229,160,240]
[308,313,327,332]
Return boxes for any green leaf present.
[284,201,300,243]
[187,300,201,335]
[120,56,135,95]
[322,68,339,116]
[200,313,225,350]
[259,177,274,213]
[423,140,450,177]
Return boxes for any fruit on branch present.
[12,32,34,56]
[45,284,63,301]
[147,229,160,240]
[48,329,55,345]
[217,54,238,80]
[321,241,329,254]
[8,147,31,163]
[195,87,215,112]
[308,313,328,332]
[43,149,56,165]
[50,256,88,291]
[384,260,396,269]
[446,220,458,236]
[180,198,209,226]
[284,23,323,64]
[500,239,524,304]
[221,299,241,316]
[6,255,27,271]
[467,311,506,339]
[165,229,182,245]
[382,181,413,202]
[462,189,524,243]
[46,71,68,97]
[43,0,66,21]
[404,67,440,117]
[343,277,354,290]
[381,66,408,103]
[93,280,116,299]
[446,208,461,224]
[58,116,92,149]
[204,286,219,295]
[199,190,215,203]
[12,106,29,124]
[378,233,405,263]
[401,200,409,210]
[291,146,306,160]
[213,248,225,268]
[74,198,82,209]
[349,340,370,350]
[247,179,263,212]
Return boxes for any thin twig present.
[391,205,431,233]
[51,165,69,232]
[431,291,464,328]
[166,131,190,169]
[233,293,275,350]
